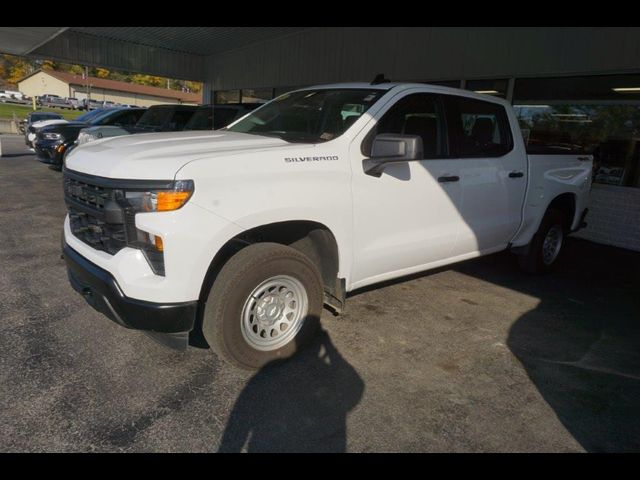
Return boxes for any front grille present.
[64,173,127,256]
[68,206,127,255]
[63,170,166,276]
[64,176,111,210]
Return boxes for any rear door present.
[443,95,527,255]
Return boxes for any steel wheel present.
[241,275,309,352]
[542,225,563,266]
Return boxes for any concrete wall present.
[207,27,640,90]
[0,119,18,134]
[574,184,640,252]
[18,71,70,98]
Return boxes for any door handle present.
[438,175,460,183]
[509,171,524,179]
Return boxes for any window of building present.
[445,96,512,157]
[465,79,509,99]
[241,88,274,104]
[214,90,241,104]
[274,86,305,98]
[514,74,640,188]
[425,80,462,89]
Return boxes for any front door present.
[349,91,464,289]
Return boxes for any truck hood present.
[64,130,291,179]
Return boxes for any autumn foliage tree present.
[1,53,202,93]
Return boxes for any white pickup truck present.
[61,83,592,369]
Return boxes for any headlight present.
[42,132,62,140]
[124,180,195,213]
[77,131,101,145]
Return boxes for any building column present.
[202,81,213,104]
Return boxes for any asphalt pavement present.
[1,133,639,452]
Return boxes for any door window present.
[364,93,446,158]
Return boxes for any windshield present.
[226,89,385,143]
[90,109,126,126]
[31,113,60,122]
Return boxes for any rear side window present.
[363,93,446,158]
[445,96,513,157]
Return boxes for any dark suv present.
[129,104,198,133]
[34,108,145,169]
[183,103,260,131]
[23,111,64,146]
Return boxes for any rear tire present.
[518,208,568,274]
[202,243,323,370]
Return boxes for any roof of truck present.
[299,82,511,105]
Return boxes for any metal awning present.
[0,27,312,81]
[0,27,69,55]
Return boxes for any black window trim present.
[442,94,515,159]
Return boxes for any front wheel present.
[202,243,323,370]
[518,208,567,274]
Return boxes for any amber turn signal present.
[154,235,164,252]
[156,191,192,212]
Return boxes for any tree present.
[95,68,110,79]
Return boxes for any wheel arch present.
[547,192,577,231]
[198,220,344,314]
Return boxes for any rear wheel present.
[518,209,568,274]
[202,243,323,370]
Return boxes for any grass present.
[0,103,85,121]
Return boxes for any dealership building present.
[1,27,639,251]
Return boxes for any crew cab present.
[61,83,592,369]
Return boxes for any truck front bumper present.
[64,243,197,334]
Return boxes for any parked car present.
[130,104,198,133]
[66,97,81,110]
[23,111,65,147]
[183,104,260,131]
[34,108,145,169]
[74,104,199,146]
[0,90,25,103]
[81,98,105,111]
[37,94,72,109]
[61,83,593,369]
[75,104,255,147]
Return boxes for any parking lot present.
[1,132,639,452]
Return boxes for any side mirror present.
[363,134,424,177]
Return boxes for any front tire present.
[518,208,567,274]
[202,243,323,370]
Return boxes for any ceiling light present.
[613,87,640,93]
[474,90,500,95]
[514,105,551,108]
